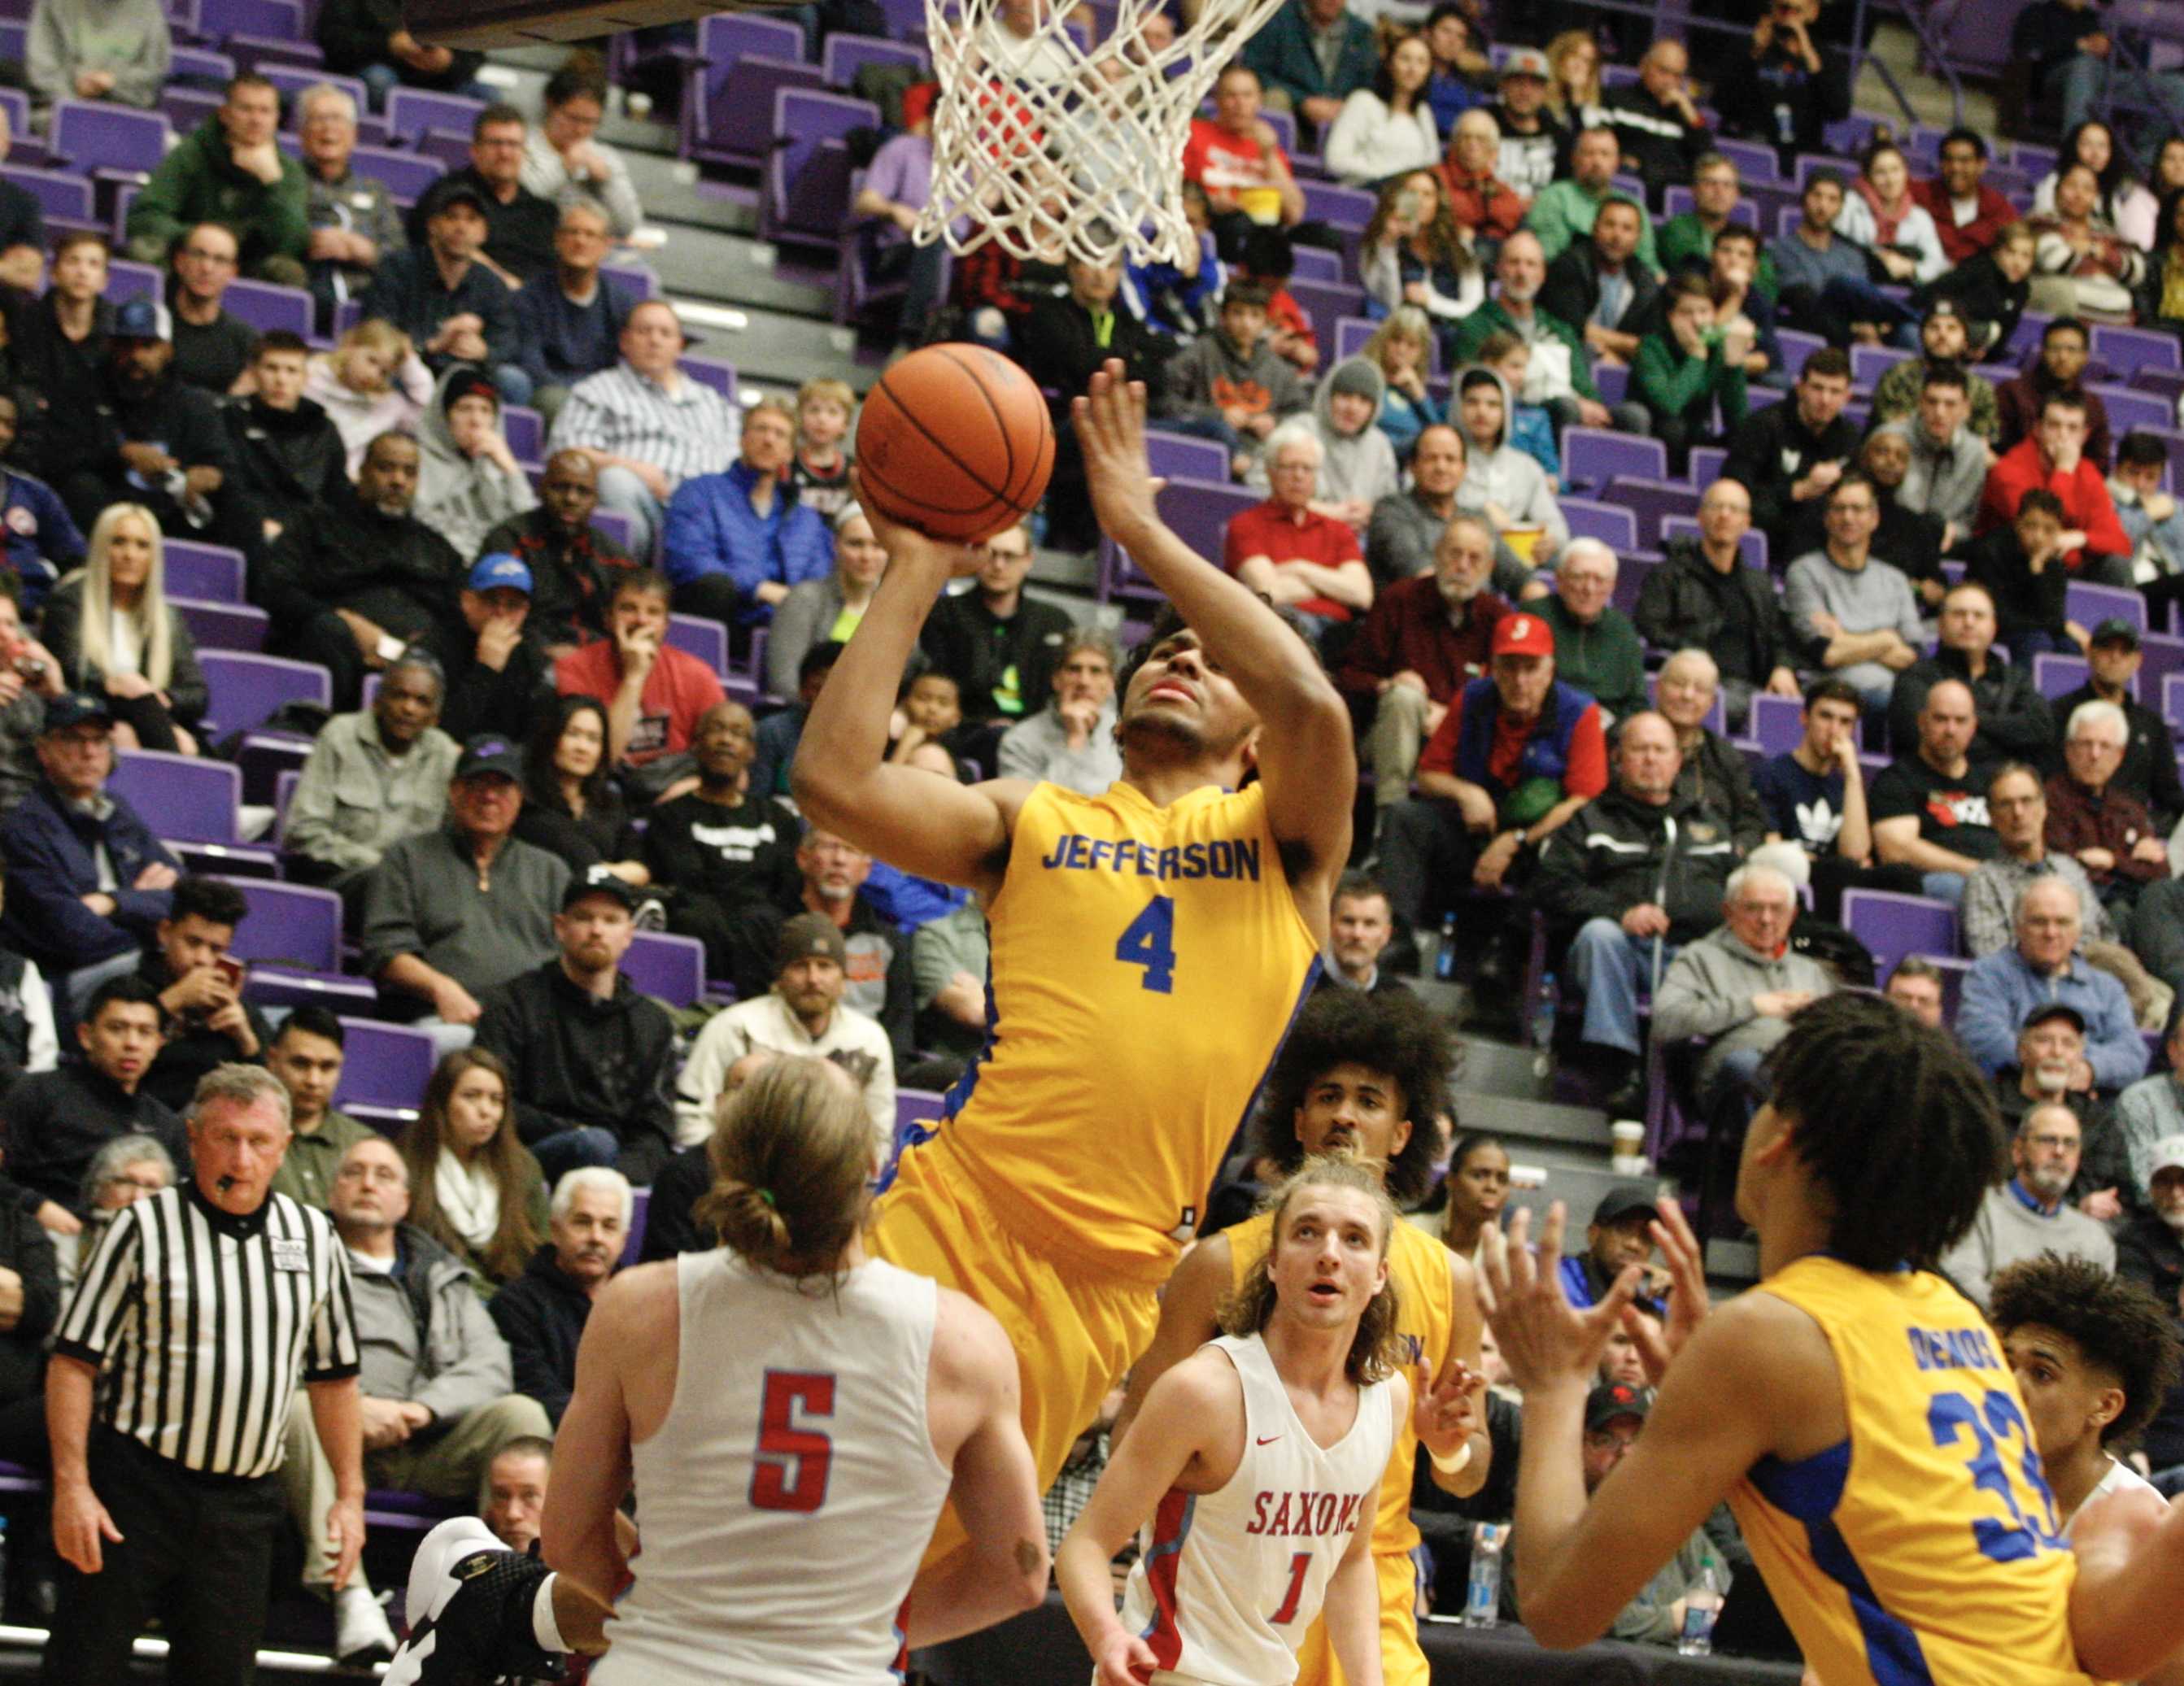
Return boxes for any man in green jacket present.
[1524,124,1663,273]
[1533,539,1650,725]
[124,72,308,286]
[1449,233,1646,434]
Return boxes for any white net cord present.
[913,0,1288,269]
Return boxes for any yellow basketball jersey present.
[1226,1206,1454,1559]
[930,779,1320,1287]
[1726,1255,2095,1686]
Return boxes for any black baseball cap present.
[2089,617,2141,650]
[42,692,112,734]
[560,874,639,913]
[1585,1379,1650,1431]
[1593,1184,1661,1227]
[2020,1002,2086,1035]
[421,178,490,221]
[454,733,522,782]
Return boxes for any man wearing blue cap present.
[413,554,554,743]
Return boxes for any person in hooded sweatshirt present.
[1454,364,1569,577]
[1158,280,1310,481]
[219,329,349,551]
[414,364,538,567]
[1247,358,1400,532]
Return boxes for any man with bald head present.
[1537,708,1742,1113]
[1655,647,1766,853]
[1869,676,2002,907]
[1885,579,2054,765]
[477,448,634,653]
[547,298,740,559]
[1654,860,1837,1141]
[1635,477,1799,732]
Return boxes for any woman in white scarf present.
[399,1048,545,1289]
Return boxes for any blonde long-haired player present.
[1057,1156,1412,1686]
[386,1056,1048,1684]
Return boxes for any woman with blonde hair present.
[1358,307,1444,459]
[305,317,434,474]
[399,1048,547,1290]
[41,503,206,753]
[1544,29,1607,133]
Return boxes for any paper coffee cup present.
[1610,1121,1646,1155]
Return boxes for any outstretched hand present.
[1622,1201,1708,1386]
[845,468,985,580]
[1414,1354,1484,1461]
[1478,1204,1643,1396]
[1072,359,1166,555]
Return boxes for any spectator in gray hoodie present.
[1884,364,1990,538]
[1246,357,1401,531]
[26,0,170,112]
[1159,280,1310,481]
[415,364,537,564]
[1454,364,1568,573]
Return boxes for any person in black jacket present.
[1960,487,2078,660]
[42,297,238,542]
[1885,580,2057,766]
[256,430,466,708]
[411,553,556,743]
[1711,0,1851,172]
[1537,204,1659,370]
[136,874,273,1114]
[316,0,486,103]
[1720,345,1859,567]
[1604,41,1711,207]
[477,451,633,653]
[511,694,645,884]
[486,1167,626,1426]
[0,1164,59,1466]
[645,700,800,987]
[472,876,676,1187]
[0,974,188,1231]
[1632,478,1800,731]
[219,330,349,551]
[1007,251,1173,551]
[918,522,1075,756]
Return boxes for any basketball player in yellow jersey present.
[794,360,1356,1566]
[1478,992,2184,1686]
[1115,990,1489,1686]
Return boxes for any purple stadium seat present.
[2067,581,2145,636]
[1850,344,1912,390]
[386,88,487,146]
[764,91,874,252]
[2090,384,2174,437]
[1145,430,1230,483]
[348,143,443,203]
[1689,447,1728,489]
[103,258,161,303]
[334,1018,438,1129]
[416,129,471,173]
[199,651,330,733]
[1748,692,1804,756]
[1297,181,1375,231]
[503,406,543,465]
[1611,554,1658,616]
[1280,279,1362,359]
[220,33,324,73]
[2093,325,2182,379]
[624,931,705,1009]
[667,613,730,676]
[1560,499,1638,553]
[1603,477,1701,546]
[1660,517,1767,570]
[1842,889,1960,982]
[174,598,269,652]
[234,730,312,805]
[1562,428,1668,492]
[1333,317,1374,363]
[2032,652,2090,700]
[2166,673,2184,738]
[1590,359,1629,407]
[2136,630,2184,699]
[1776,328,1828,377]
[162,85,227,142]
[687,54,826,173]
[2009,312,2055,362]
[0,167,91,224]
[222,277,313,337]
[51,102,170,176]
[1101,477,1259,602]
[600,262,658,300]
[679,356,739,401]
[703,11,804,65]
[216,877,340,972]
[591,509,636,552]
[1714,138,1781,184]
[1289,246,1343,285]
[822,31,926,87]
[198,0,303,38]
[110,750,241,844]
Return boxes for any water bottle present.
[1772,102,1795,148]
[1463,1522,1505,1628]
[1677,1563,1726,1655]
[1529,972,1558,1075]
[1432,911,1460,982]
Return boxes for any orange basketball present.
[855,343,1056,544]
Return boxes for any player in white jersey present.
[387,1056,1048,1684]
[1056,1156,1420,1686]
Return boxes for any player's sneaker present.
[384,1518,569,1686]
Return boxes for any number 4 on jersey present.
[1115,895,1177,994]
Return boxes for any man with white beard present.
[1938,1101,2116,1311]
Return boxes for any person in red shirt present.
[1908,128,2019,267]
[1222,424,1375,637]
[1183,64,1306,262]
[1441,108,1528,247]
[1975,390,2133,584]
[554,568,726,803]
[1376,608,1607,932]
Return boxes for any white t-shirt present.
[2062,1453,2157,1536]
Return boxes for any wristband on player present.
[1428,1437,1474,1476]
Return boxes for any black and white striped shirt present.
[54,1185,360,1480]
[547,361,742,492]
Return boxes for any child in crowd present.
[1632,275,1751,476]
[1249,359,1398,531]
[789,377,855,522]
[1477,330,1562,488]
[1160,281,1310,481]
[1235,228,1318,375]
[2112,429,2184,627]
[306,319,433,476]
[890,669,964,766]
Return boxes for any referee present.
[43,1064,364,1685]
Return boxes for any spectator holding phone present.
[135,875,273,1113]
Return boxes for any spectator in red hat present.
[1376,606,1605,937]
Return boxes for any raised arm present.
[1074,362,1355,930]
[791,503,1031,900]
[1111,1233,1231,1449]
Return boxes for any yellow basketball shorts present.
[868,1139,1158,1566]
[1288,1549,1430,1686]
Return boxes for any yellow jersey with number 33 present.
[931,779,1320,1287]
[1725,1255,2095,1686]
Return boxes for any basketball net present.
[914,0,1286,268]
